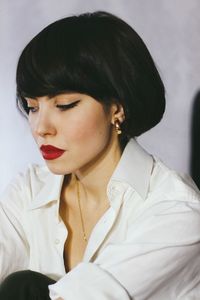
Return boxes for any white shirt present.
[0,139,200,300]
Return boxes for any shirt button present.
[54,238,60,244]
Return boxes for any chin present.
[44,161,72,175]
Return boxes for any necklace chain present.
[76,178,87,242]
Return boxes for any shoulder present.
[0,164,58,208]
[150,158,200,204]
[2,163,51,193]
[126,159,200,245]
[136,158,200,240]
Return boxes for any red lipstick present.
[40,145,65,160]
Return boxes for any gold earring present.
[114,119,122,135]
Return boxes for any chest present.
[27,186,137,278]
[59,196,110,272]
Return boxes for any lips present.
[40,145,65,160]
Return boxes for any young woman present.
[0,11,200,300]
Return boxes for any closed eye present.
[56,100,80,111]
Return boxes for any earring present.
[114,119,122,135]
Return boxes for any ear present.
[110,103,125,125]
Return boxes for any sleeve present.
[48,200,200,300]
[49,263,131,300]
[0,174,29,282]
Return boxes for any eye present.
[56,100,80,111]
[27,106,39,113]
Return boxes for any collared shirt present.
[0,139,200,300]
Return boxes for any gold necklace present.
[76,178,87,242]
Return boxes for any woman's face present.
[26,93,118,175]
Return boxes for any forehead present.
[25,92,87,101]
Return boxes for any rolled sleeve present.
[49,262,131,300]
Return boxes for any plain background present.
[0,0,200,195]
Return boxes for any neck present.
[73,137,122,203]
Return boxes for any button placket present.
[54,219,67,253]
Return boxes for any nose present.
[32,109,56,137]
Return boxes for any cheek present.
[65,110,109,142]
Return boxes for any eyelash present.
[27,100,80,113]
[28,107,38,113]
[56,101,80,111]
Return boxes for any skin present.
[25,92,125,280]
[26,92,124,194]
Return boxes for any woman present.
[0,11,200,300]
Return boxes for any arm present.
[0,175,29,282]
[49,263,131,300]
[49,201,200,300]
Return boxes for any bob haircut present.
[16,11,165,140]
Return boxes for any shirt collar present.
[28,138,153,210]
[28,170,64,210]
[108,138,154,200]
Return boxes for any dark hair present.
[16,11,165,138]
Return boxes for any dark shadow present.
[190,90,200,189]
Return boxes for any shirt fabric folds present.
[0,139,200,299]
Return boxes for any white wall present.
[1,0,200,194]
